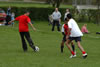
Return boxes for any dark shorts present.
[69,36,81,42]
[62,35,66,42]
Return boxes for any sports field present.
[0,21,100,67]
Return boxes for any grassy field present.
[0,2,74,8]
[0,21,100,67]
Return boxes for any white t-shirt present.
[68,19,83,37]
[61,24,64,32]
[64,12,70,19]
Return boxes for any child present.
[11,12,15,26]
[81,24,89,34]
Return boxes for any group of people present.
[51,8,89,33]
[8,7,88,59]
[51,8,87,58]
[5,6,15,26]
[60,14,88,58]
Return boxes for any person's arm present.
[61,24,65,35]
[59,12,61,22]
[58,12,61,19]
[8,19,16,24]
[52,12,54,19]
[66,21,72,39]
[66,28,71,39]
[29,22,36,31]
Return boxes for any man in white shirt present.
[52,8,61,31]
[64,8,70,20]
[66,14,87,59]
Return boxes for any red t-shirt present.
[15,15,31,32]
[64,24,70,35]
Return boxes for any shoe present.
[82,53,87,59]
[70,54,76,58]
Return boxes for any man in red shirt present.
[9,11,38,52]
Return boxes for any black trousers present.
[19,32,35,51]
[52,20,60,31]
[5,15,11,25]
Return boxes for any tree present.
[96,0,100,24]
[50,0,62,8]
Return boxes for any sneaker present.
[70,54,76,58]
[82,53,87,59]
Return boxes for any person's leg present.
[60,35,66,53]
[66,39,75,55]
[75,37,87,58]
[56,21,60,31]
[19,32,27,52]
[61,41,65,53]
[77,41,85,52]
[71,41,75,52]
[24,32,36,51]
[52,20,56,31]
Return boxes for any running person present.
[61,18,75,54]
[66,14,87,58]
[9,11,38,52]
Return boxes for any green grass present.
[0,2,74,8]
[0,21,100,67]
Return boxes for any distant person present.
[11,12,15,26]
[9,11,38,52]
[65,14,87,58]
[5,6,11,25]
[81,24,89,34]
[7,6,11,16]
[48,14,53,25]
[61,18,76,57]
[52,8,61,32]
[64,8,70,20]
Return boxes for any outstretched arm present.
[29,22,36,31]
[8,19,16,24]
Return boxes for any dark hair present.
[64,18,68,21]
[24,10,30,13]
[67,14,72,19]
[66,8,70,11]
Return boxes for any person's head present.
[67,14,72,20]
[8,6,11,9]
[84,24,87,26]
[66,8,70,12]
[55,8,58,12]
[64,18,68,24]
[24,11,30,16]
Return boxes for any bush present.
[1,7,68,21]
[1,6,99,23]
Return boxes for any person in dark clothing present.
[5,7,11,25]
